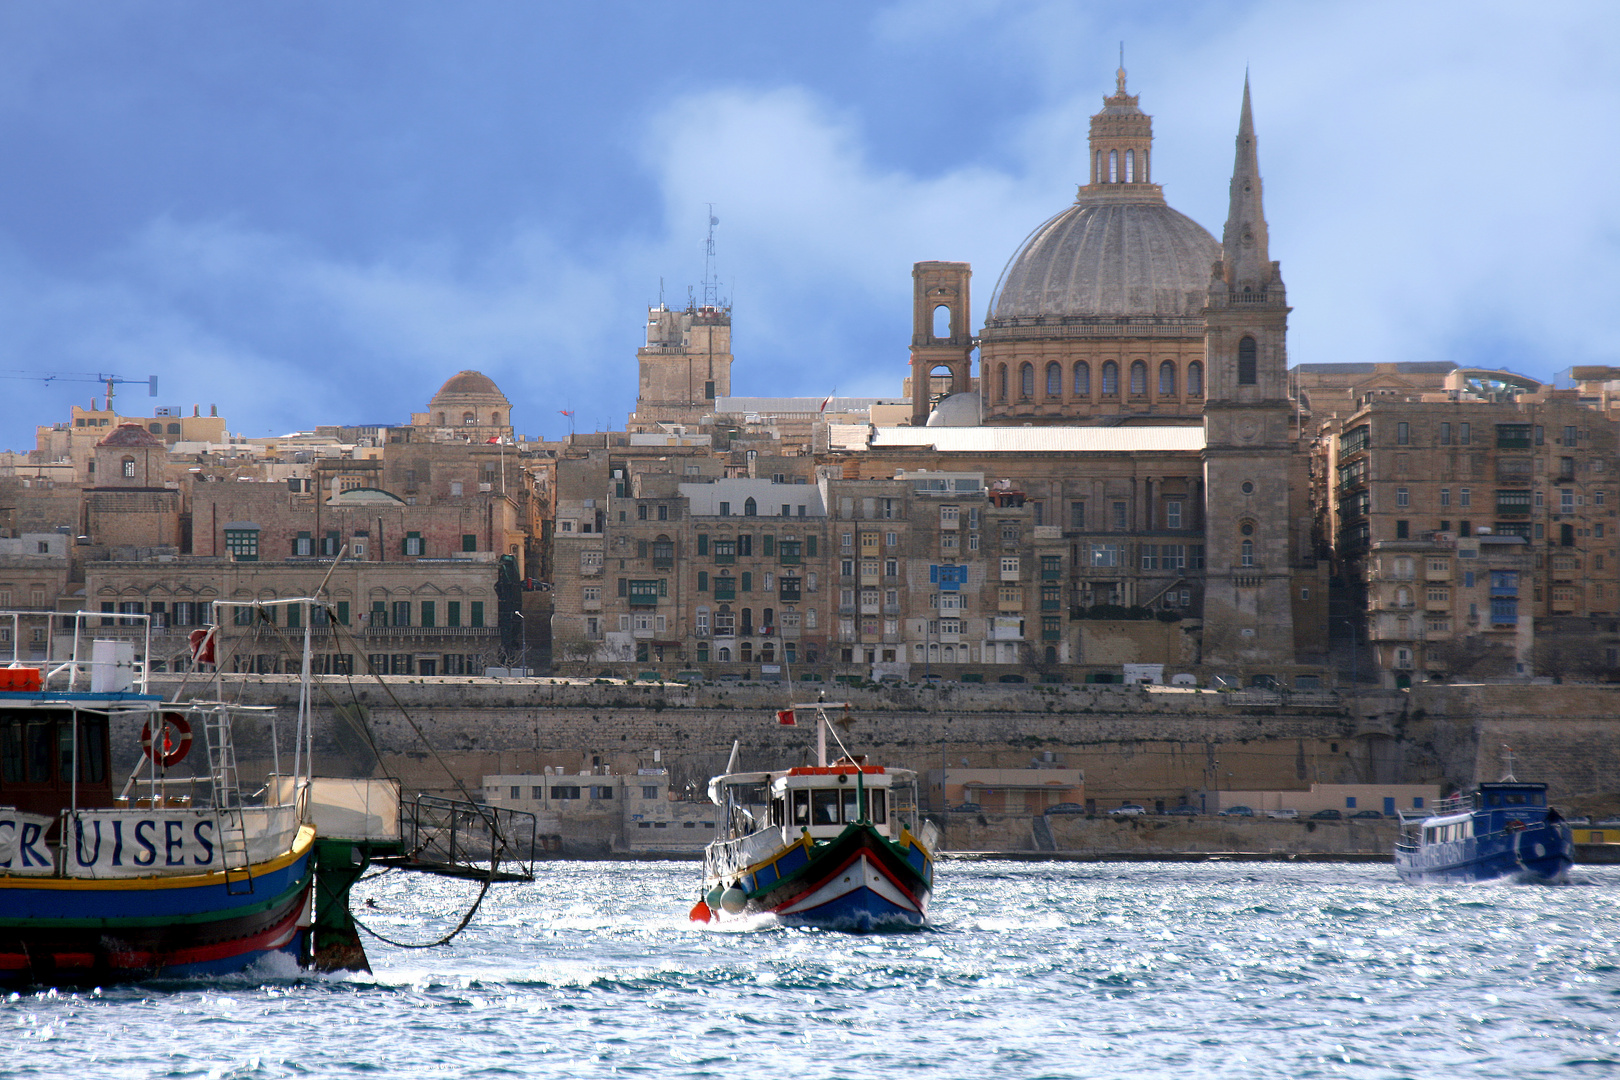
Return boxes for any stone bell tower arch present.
[909,261,975,425]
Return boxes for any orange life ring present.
[140,712,192,767]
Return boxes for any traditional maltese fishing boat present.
[691,701,937,931]
[0,595,534,986]
[1394,749,1573,885]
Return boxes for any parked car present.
[1349,810,1384,819]
[949,802,984,813]
[1217,805,1255,817]
[1265,809,1299,819]
[1045,803,1086,815]
[1109,804,1147,817]
[1166,805,1199,817]
[1310,809,1343,820]
[715,672,746,683]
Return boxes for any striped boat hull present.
[0,826,314,985]
[729,824,932,931]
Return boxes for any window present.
[1396,488,1409,507]
[224,528,259,562]
[1396,422,1410,446]
[1565,425,1578,447]
[1562,489,1575,514]
[1241,539,1254,567]
[1158,361,1176,396]
[997,365,1008,401]
[420,601,435,628]
[1019,363,1034,398]
[390,600,410,627]
[1441,422,1451,445]
[403,532,423,556]
[1187,361,1203,396]
[1113,501,1128,531]
[719,502,730,516]
[1101,361,1118,396]
[121,457,136,479]
[1460,423,1471,445]
[1069,501,1086,529]
[1129,361,1146,396]
[1460,488,1471,508]
[1237,336,1257,385]
[1046,362,1061,397]
[470,601,484,628]
[1074,362,1090,395]
[293,531,313,557]
[1440,488,1450,507]
[1165,501,1182,529]
[1395,520,1409,539]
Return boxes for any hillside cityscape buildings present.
[3,69,1617,691]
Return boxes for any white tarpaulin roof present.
[866,425,1206,453]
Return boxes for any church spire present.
[1220,74,1273,291]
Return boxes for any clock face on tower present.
[1237,417,1260,442]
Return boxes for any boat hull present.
[1395,821,1573,884]
[712,823,932,931]
[0,826,314,985]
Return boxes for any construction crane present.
[0,370,157,411]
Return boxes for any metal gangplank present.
[372,795,538,883]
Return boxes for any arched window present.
[743,497,757,517]
[1101,362,1119,396]
[1241,539,1254,567]
[1094,150,1102,184]
[932,305,951,339]
[463,412,476,425]
[1108,149,1118,183]
[1129,361,1147,396]
[1237,336,1258,385]
[1074,362,1091,396]
[121,457,136,479]
[166,423,180,435]
[438,412,446,425]
[718,647,732,662]
[1187,361,1204,397]
[1045,362,1062,397]
[1125,149,1134,183]
[997,364,1008,402]
[148,423,162,434]
[1019,363,1034,398]
[490,412,501,426]
[1159,361,1176,396]
[1396,587,1412,608]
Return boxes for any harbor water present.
[7,860,1620,1079]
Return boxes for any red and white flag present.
[818,396,831,413]
[776,709,796,726]
[188,627,216,665]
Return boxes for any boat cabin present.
[709,760,920,846]
[1,685,117,817]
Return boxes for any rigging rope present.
[351,877,493,950]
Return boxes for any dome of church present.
[925,391,982,427]
[96,423,163,448]
[429,370,509,406]
[986,198,1218,323]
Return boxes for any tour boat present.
[1,600,533,985]
[692,702,937,931]
[1394,763,1572,884]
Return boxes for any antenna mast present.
[701,205,724,309]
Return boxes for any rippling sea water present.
[7,861,1620,1079]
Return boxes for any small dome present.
[987,196,1218,322]
[429,370,509,406]
[96,423,164,448]
[926,392,983,427]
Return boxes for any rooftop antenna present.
[702,204,723,309]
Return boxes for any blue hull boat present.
[1395,780,1573,884]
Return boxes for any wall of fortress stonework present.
[122,678,1620,817]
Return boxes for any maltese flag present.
[776,709,797,726]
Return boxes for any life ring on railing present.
[1504,818,1525,833]
[140,712,192,767]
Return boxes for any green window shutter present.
[336,601,350,624]
[618,578,627,597]
[372,600,387,627]
[421,601,435,628]
[462,534,477,552]
[763,535,774,556]
[698,571,708,592]
[447,601,461,627]
[659,578,668,597]
[697,534,708,555]
[741,572,752,593]
[287,604,301,628]
[807,535,818,556]
[470,601,485,628]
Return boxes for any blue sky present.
[1,1,1616,450]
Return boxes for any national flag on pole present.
[486,436,500,443]
[776,709,796,726]
[559,409,574,417]
[188,627,216,665]
[818,396,831,413]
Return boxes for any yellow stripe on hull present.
[0,825,315,891]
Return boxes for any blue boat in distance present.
[1395,760,1573,884]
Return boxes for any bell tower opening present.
[908,261,975,426]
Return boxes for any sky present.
[0,1,1616,451]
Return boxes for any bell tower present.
[1201,77,1298,664]
[909,261,974,425]
[1083,61,1157,192]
